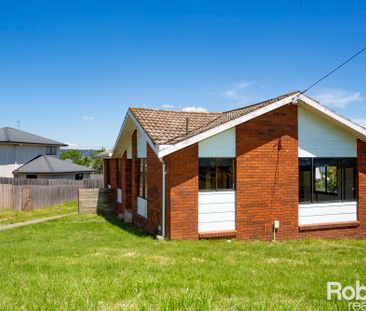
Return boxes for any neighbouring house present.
[104,91,366,240]
[0,127,93,179]
[13,155,94,179]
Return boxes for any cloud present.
[181,106,208,113]
[223,81,253,100]
[63,142,78,149]
[161,104,174,109]
[82,115,95,121]
[314,89,363,108]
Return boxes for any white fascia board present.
[157,93,299,158]
[298,94,366,141]
[112,110,159,158]
[112,111,130,155]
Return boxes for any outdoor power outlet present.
[273,220,280,229]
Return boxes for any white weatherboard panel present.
[298,106,356,158]
[117,188,122,203]
[299,202,357,225]
[198,191,235,233]
[198,128,235,158]
[137,197,147,218]
[137,129,147,158]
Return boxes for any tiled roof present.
[130,91,299,145]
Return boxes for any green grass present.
[0,201,77,225]
[0,214,365,310]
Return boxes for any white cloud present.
[181,106,208,113]
[63,142,78,149]
[161,104,174,109]
[223,81,253,100]
[82,116,95,121]
[314,89,363,108]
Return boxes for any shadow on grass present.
[97,212,152,238]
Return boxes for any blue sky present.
[0,1,366,149]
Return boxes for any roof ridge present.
[222,91,300,114]
[129,107,221,115]
[4,127,10,142]
[43,155,54,173]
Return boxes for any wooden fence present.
[0,176,103,187]
[78,188,116,214]
[0,176,104,211]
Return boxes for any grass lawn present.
[0,201,77,225]
[0,214,365,310]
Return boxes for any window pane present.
[313,159,341,202]
[299,158,311,202]
[343,158,356,201]
[216,158,234,190]
[199,159,215,190]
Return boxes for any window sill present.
[299,221,360,232]
[199,230,237,239]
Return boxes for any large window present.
[199,158,234,191]
[299,158,356,203]
[138,158,147,199]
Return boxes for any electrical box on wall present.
[273,220,280,229]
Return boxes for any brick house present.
[103,91,366,240]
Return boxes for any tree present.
[90,148,105,174]
[60,148,105,175]
[60,150,82,164]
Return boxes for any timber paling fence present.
[0,177,104,211]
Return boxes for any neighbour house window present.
[298,158,356,203]
[75,173,83,180]
[46,146,57,155]
[199,158,235,191]
[138,158,147,199]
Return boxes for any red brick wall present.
[165,144,198,240]
[236,104,299,241]
[131,131,138,220]
[117,154,126,213]
[146,144,162,234]
[103,159,110,188]
[109,159,119,189]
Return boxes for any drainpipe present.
[159,158,166,239]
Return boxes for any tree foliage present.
[60,148,105,175]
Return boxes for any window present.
[26,175,37,179]
[298,158,356,203]
[75,173,83,180]
[46,146,57,155]
[138,158,147,199]
[199,158,235,191]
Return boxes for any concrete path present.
[0,212,78,231]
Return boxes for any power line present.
[301,45,366,95]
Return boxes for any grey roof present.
[0,127,67,146]
[13,155,94,175]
